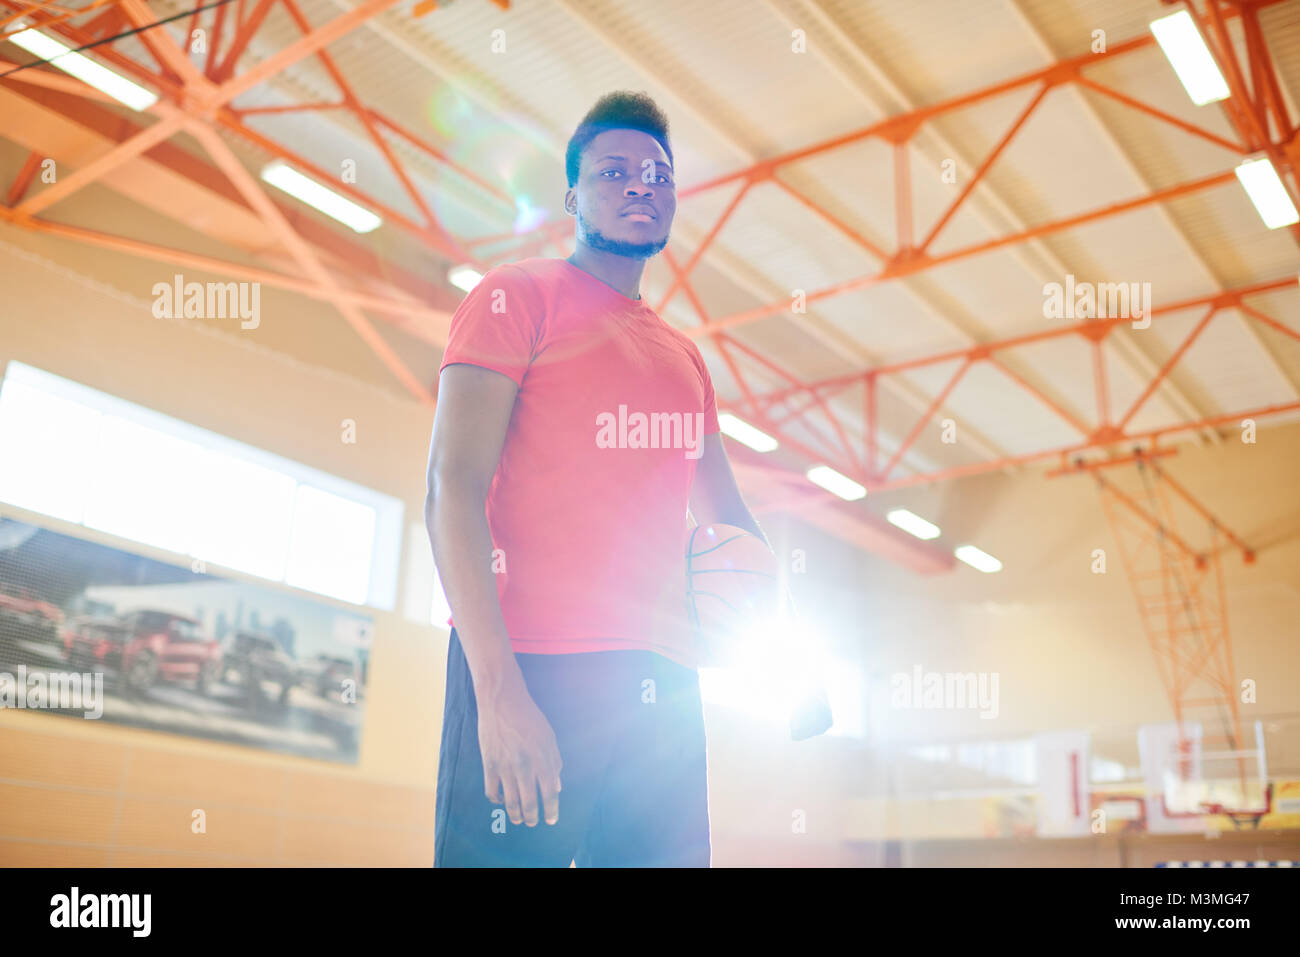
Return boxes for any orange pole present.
[858,398,1300,493]
[1115,306,1219,433]
[919,81,1051,254]
[1096,480,1180,706]
[233,100,347,115]
[0,207,451,330]
[683,170,1239,338]
[879,357,973,480]
[1074,76,1243,155]
[744,280,1281,405]
[277,0,457,254]
[715,333,862,470]
[712,336,761,415]
[1151,461,1254,559]
[1091,334,1110,430]
[655,174,755,313]
[1241,5,1293,139]
[1237,302,1300,343]
[1044,448,1178,477]
[0,0,121,35]
[893,140,912,254]
[770,175,889,261]
[14,109,189,216]
[205,0,228,77]
[4,149,42,205]
[212,0,276,81]
[189,117,434,405]
[987,355,1092,439]
[661,243,715,327]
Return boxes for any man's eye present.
[601,169,621,178]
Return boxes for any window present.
[168,619,202,642]
[130,611,174,635]
[400,518,451,629]
[0,361,403,609]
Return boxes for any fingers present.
[486,761,525,826]
[514,764,541,826]
[483,768,501,804]
[539,770,561,826]
[481,736,563,827]
[516,764,562,827]
[500,774,524,826]
[491,764,560,827]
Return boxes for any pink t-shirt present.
[437,257,720,667]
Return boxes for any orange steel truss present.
[488,0,1300,490]
[1054,449,1256,812]
[1,0,1298,473]
[0,0,504,407]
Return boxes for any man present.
[426,91,765,867]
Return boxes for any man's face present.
[565,128,676,259]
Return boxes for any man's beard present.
[577,210,668,259]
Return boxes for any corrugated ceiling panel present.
[817,0,1047,105]
[813,281,971,360]
[1013,0,1175,56]
[1158,307,1300,415]
[979,90,1153,226]
[1079,48,1241,190]
[900,357,1079,456]
[1039,205,1219,305]
[1262,0,1300,122]
[1162,188,1300,290]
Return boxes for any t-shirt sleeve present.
[694,345,721,436]
[438,264,543,387]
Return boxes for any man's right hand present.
[427,363,562,828]
[478,678,563,827]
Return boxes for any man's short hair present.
[565,91,673,188]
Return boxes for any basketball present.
[685,523,781,667]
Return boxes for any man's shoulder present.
[471,259,564,321]
[489,257,568,286]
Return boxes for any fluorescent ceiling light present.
[718,413,778,452]
[806,465,866,502]
[886,508,940,540]
[1235,156,1300,229]
[448,265,482,292]
[8,27,158,112]
[954,544,1002,573]
[260,160,381,234]
[1150,11,1229,106]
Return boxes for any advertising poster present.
[0,516,370,764]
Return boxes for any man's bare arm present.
[426,364,561,827]
[688,432,768,547]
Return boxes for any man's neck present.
[565,246,646,301]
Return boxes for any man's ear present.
[564,188,576,216]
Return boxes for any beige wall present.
[1,224,1296,865]
[0,227,450,864]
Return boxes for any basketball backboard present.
[1140,720,1268,832]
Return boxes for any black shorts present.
[434,628,711,867]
